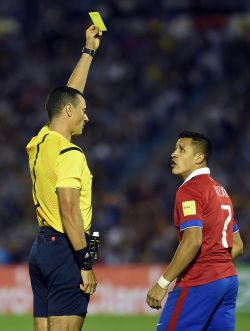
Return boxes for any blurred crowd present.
[0,0,250,264]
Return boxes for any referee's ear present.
[65,103,73,117]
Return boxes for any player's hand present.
[146,283,167,310]
[85,25,102,51]
[80,269,98,295]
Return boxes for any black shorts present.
[29,227,90,317]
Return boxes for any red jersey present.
[174,167,238,287]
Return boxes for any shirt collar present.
[182,167,210,185]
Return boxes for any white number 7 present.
[221,205,232,248]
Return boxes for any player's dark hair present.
[178,131,212,163]
[45,86,83,121]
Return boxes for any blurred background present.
[0,0,250,329]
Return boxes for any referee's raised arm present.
[67,25,102,93]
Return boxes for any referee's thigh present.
[48,315,84,331]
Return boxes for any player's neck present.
[49,120,72,141]
[181,165,207,181]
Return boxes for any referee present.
[26,25,101,331]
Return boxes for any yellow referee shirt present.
[26,125,93,233]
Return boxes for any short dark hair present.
[45,86,83,121]
[178,131,212,163]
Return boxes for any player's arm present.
[231,231,244,260]
[57,187,97,294]
[147,188,204,309]
[162,227,202,282]
[67,25,102,93]
[146,228,202,309]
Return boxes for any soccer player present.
[146,131,244,331]
[26,25,102,331]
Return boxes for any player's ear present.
[195,153,205,165]
[65,103,73,117]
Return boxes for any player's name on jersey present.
[213,185,229,198]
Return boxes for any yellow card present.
[89,12,107,31]
[182,201,196,216]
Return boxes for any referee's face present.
[71,95,89,136]
[171,138,202,180]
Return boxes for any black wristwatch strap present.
[82,47,95,57]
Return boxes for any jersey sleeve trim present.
[60,147,83,155]
[180,220,203,232]
[233,224,239,233]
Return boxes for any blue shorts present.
[157,276,238,331]
[29,227,90,317]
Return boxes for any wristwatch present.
[82,47,95,57]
